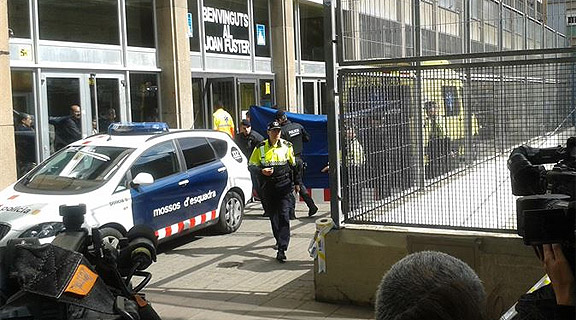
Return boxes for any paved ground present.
[143,201,374,320]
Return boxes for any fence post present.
[324,0,343,228]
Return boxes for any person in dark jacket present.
[275,110,318,219]
[235,119,264,158]
[235,119,264,202]
[14,113,36,177]
[49,104,82,151]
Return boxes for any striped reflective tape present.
[299,188,331,203]
[155,210,217,240]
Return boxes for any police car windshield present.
[21,146,135,192]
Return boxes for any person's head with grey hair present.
[375,251,486,320]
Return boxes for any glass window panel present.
[207,137,227,158]
[259,79,274,108]
[131,141,179,180]
[130,73,160,122]
[12,70,36,178]
[253,0,270,57]
[192,78,206,129]
[188,0,201,52]
[127,0,155,48]
[177,137,216,170]
[39,0,119,45]
[94,79,120,133]
[8,0,30,38]
[299,2,324,61]
[302,82,315,114]
[46,78,82,153]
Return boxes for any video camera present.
[508,137,576,247]
[0,204,160,319]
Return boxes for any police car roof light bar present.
[108,122,170,136]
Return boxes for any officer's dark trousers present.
[262,188,293,251]
[289,158,315,216]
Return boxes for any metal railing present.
[338,52,575,231]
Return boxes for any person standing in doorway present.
[213,101,235,138]
[248,121,300,263]
[50,104,82,151]
[275,110,318,218]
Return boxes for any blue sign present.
[256,24,266,46]
[187,13,193,38]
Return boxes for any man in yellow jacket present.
[213,102,235,137]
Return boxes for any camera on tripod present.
[508,137,576,246]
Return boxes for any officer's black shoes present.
[289,215,296,220]
[308,205,319,217]
[273,243,278,250]
[262,212,269,217]
[276,250,286,263]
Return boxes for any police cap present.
[267,121,282,130]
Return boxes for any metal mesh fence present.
[339,0,569,61]
[339,53,575,231]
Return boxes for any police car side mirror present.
[131,172,154,189]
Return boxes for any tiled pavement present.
[144,201,374,320]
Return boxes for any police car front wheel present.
[99,227,124,249]
[215,191,243,234]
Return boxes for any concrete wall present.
[270,0,297,111]
[314,226,543,319]
[0,0,17,188]
[156,0,193,129]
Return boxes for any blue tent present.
[249,106,329,189]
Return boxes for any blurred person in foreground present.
[375,251,486,320]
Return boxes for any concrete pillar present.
[271,0,297,111]
[0,1,17,188]
[156,0,193,129]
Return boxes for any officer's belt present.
[267,173,290,182]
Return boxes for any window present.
[208,137,228,158]
[299,2,324,61]
[130,73,159,122]
[126,0,155,48]
[131,141,179,180]
[8,0,30,38]
[177,137,217,170]
[443,86,460,117]
[187,0,200,52]
[192,78,206,128]
[39,0,119,45]
[253,0,270,57]
[12,70,35,178]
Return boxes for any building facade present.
[1,0,568,187]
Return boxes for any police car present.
[0,123,252,246]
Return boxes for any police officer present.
[249,121,300,263]
[275,110,318,218]
[213,101,235,137]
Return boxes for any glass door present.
[90,74,126,133]
[300,79,326,114]
[237,79,257,120]
[39,72,125,160]
[208,78,237,128]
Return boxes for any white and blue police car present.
[0,122,252,246]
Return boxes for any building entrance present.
[192,76,274,130]
[39,72,126,158]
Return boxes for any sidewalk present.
[144,201,374,320]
